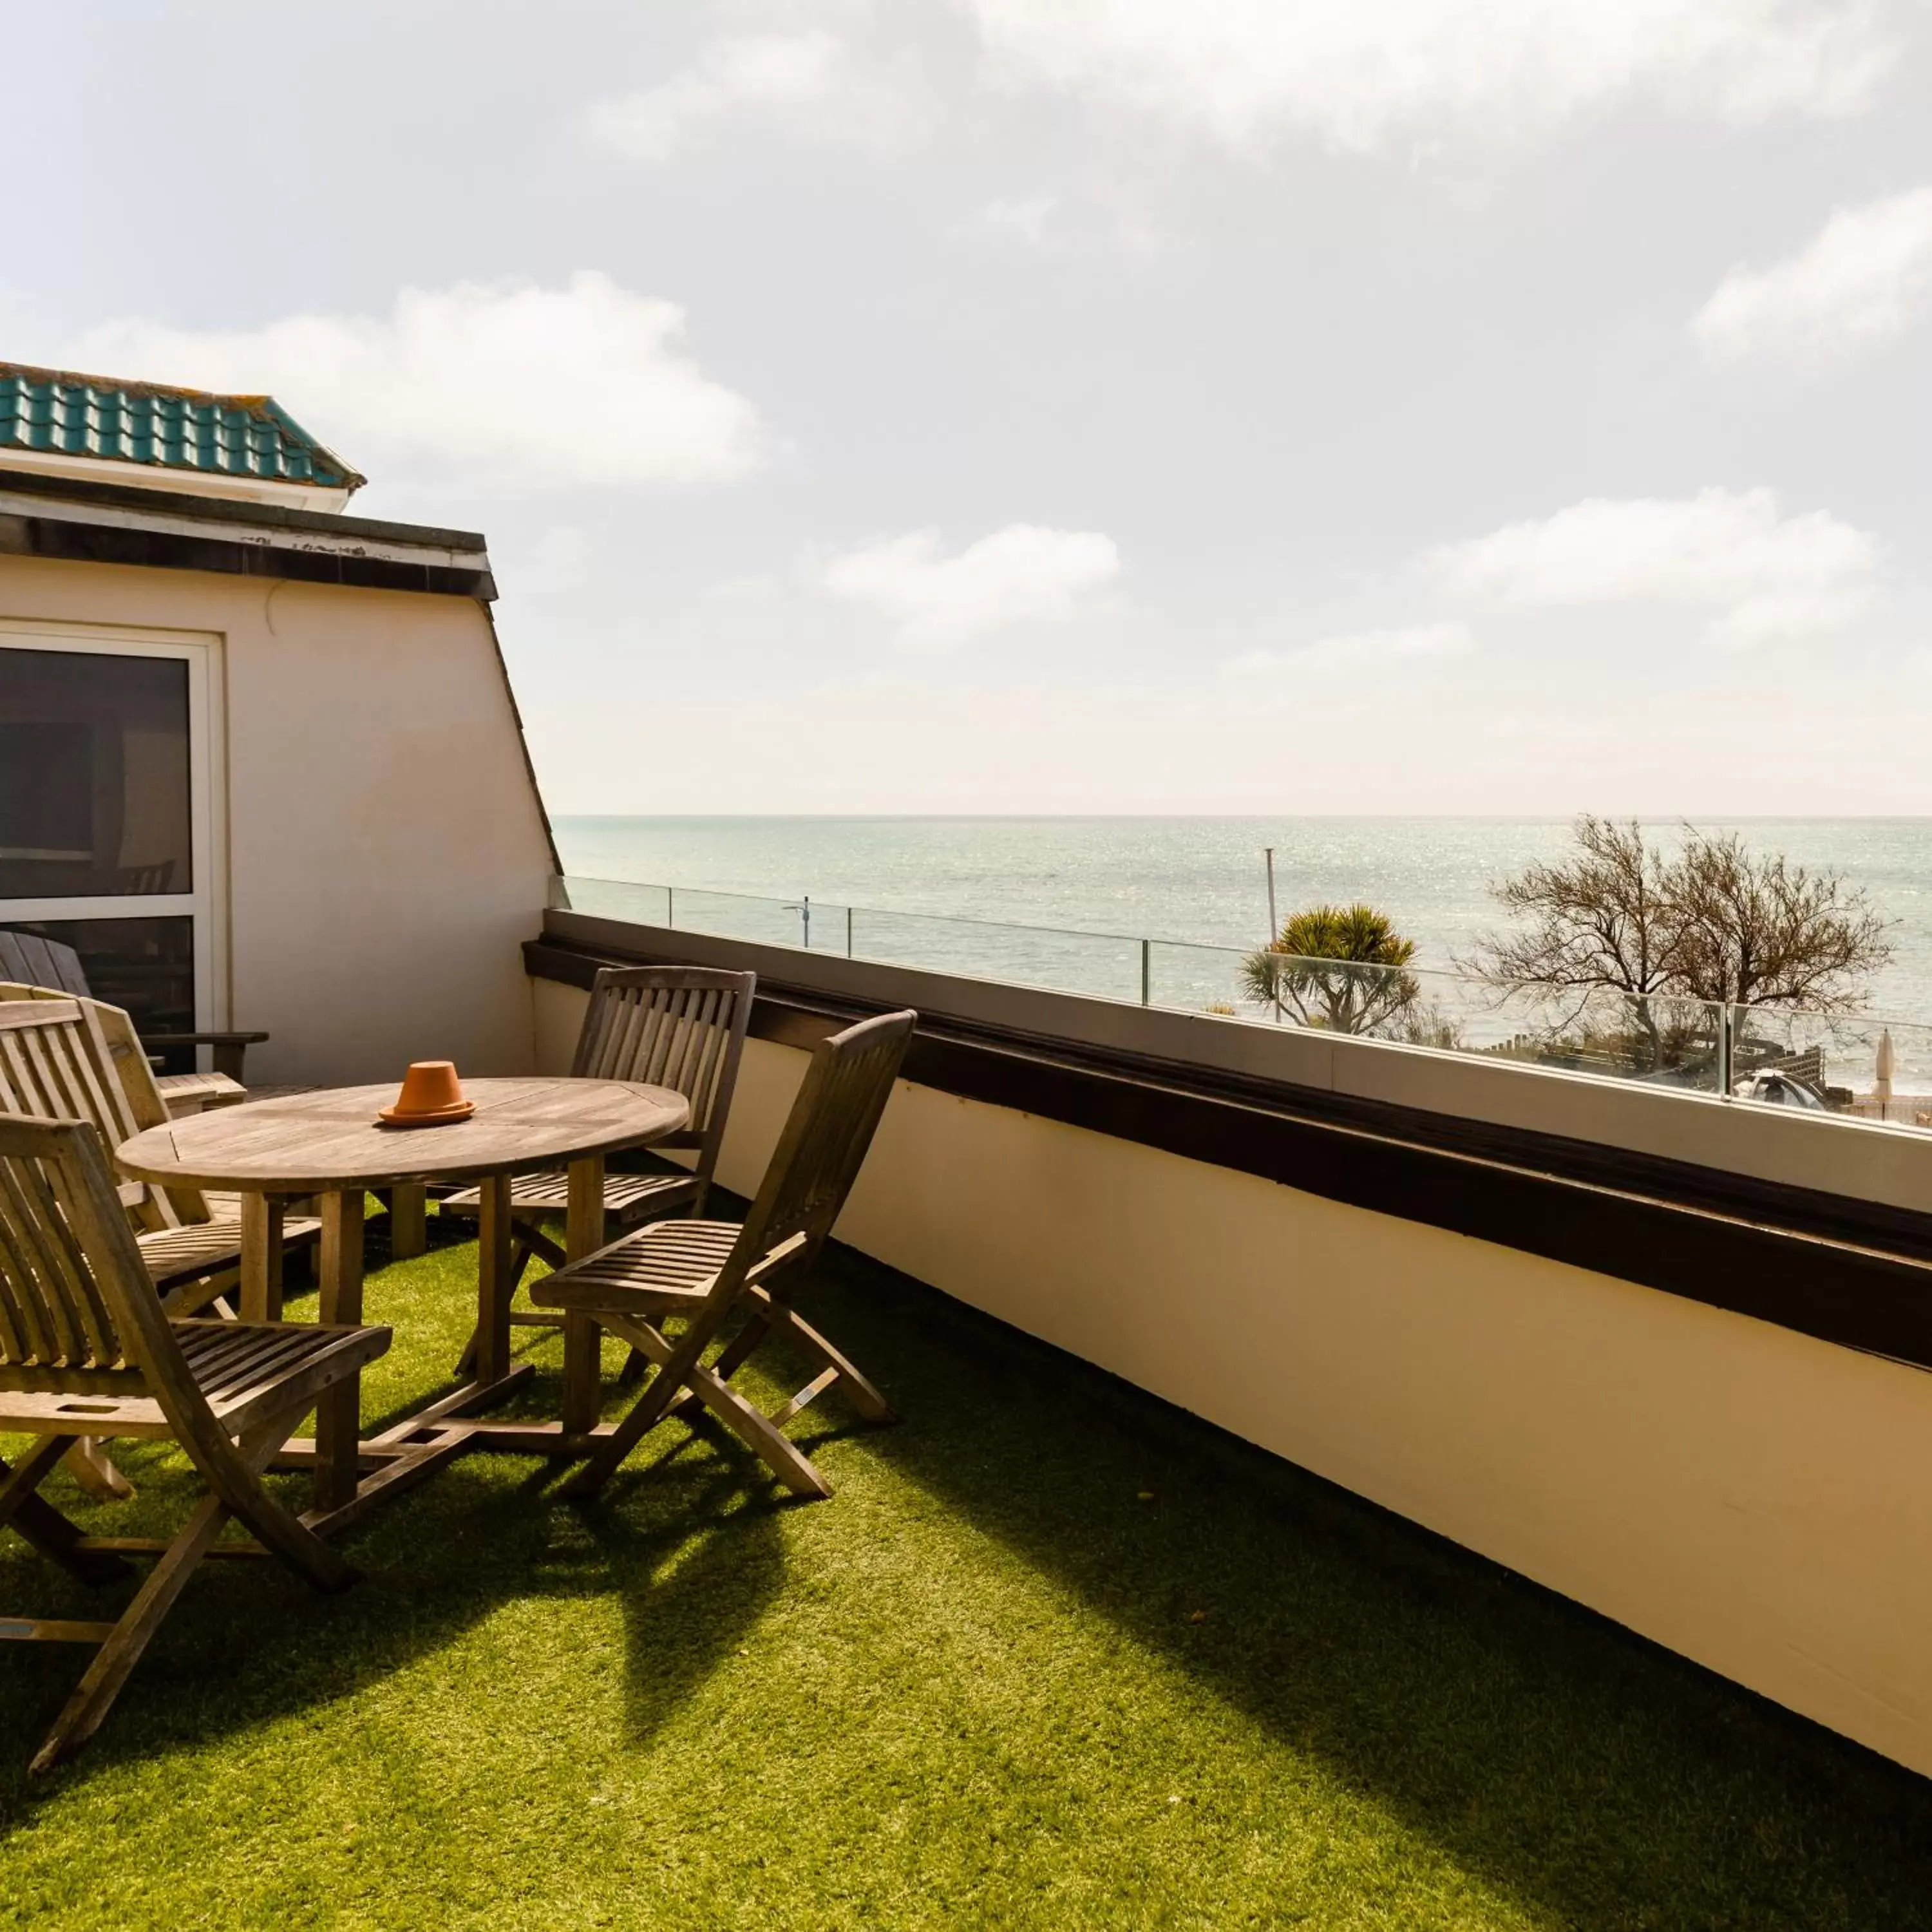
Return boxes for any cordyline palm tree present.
[1241,904,1422,1034]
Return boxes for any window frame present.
[0,619,228,1036]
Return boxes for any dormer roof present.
[0,361,365,513]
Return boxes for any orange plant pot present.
[377,1060,475,1128]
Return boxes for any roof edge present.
[257,395,367,494]
[0,460,484,554]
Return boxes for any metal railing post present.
[665,885,675,929]
[846,906,854,958]
[1718,1003,1734,1097]
[1141,937,1151,1007]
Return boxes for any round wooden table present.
[118,1077,690,1530]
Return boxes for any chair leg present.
[634,1315,833,1498]
[560,1315,717,1498]
[0,1439,133,1587]
[30,1492,231,1776]
[576,1314,833,1501]
[710,1290,896,1424]
[705,1315,765,1385]
[560,1365,676,1497]
[768,1304,893,1423]
[679,1358,833,1499]
[191,1405,358,1594]
[23,1405,357,1776]
[62,1437,137,1502]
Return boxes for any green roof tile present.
[0,362,365,497]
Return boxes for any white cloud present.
[62,272,765,494]
[1423,488,1880,646]
[587,32,925,162]
[1692,185,1932,365]
[963,0,1893,155]
[1226,623,1473,673]
[817,524,1121,651]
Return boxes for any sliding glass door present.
[0,627,221,1063]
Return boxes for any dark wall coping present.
[0,463,485,549]
[0,466,493,599]
[527,923,1932,1378]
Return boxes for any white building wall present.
[1,553,553,1083]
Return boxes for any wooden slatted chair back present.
[572,966,756,1179]
[0,985,210,1224]
[0,1115,147,1383]
[728,1009,914,1279]
[0,931,91,998]
[0,999,182,1233]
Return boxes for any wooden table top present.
[117,1076,691,1193]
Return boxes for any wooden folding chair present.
[0,928,267,1106]
[0,1115,390,1774]
[0,998,321,1318]
[443,965,755,1369]
[532,1008,915,1501]
[1,977,236,1119]
[0,996,324,1501]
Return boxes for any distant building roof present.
[0,361,365,513]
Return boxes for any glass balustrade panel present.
[554,878,1932,1125]
[850,905,1142,1000]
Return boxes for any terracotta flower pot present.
[377,1060,475,1128]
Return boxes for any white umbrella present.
[1876,1027,1896,1110]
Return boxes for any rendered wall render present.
[1,554,551,1082]
[536,973,1932,1778]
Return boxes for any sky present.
[9,0,1932,815]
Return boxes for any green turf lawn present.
[5,1211,1932,1931]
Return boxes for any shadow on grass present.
[0,1416,791,1837]
[797,1243,1932,1932]
[12,1198,1932,1927]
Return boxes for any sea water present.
[554,815,1932,1019]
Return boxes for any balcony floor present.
[5,1215,1932,1929]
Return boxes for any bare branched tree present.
[1470,817,1689,1064]
[1477,817,1687,1001]
[1474,818,1892,1057]
[1671,831,1892,1011]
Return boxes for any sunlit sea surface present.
[554,816,1932,1023]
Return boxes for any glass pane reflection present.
[0,916,196,1065]
[0,647,192,898]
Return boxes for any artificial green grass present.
[5,1217,1932,1931]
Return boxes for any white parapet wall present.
[538,968,1932,1779]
